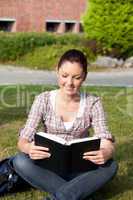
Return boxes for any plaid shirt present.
[19,90,114,142]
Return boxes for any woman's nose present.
[67,77,73,85]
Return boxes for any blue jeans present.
[13,153,118,200]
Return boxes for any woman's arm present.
[18,138,31,154]
[19,94,45,142]
[90,97,114,141]
[17,138,51,160]
[83,96,115,164]
[17,93,51,160]
[100,138,115,159]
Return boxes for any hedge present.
[0,32,85,62]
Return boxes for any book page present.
[68,136,99,145]
[36,132,68,145]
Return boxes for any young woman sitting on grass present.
[13,49,118,200]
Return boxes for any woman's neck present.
[58,89,80,103]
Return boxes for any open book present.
[34,132,101,176]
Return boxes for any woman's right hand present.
[28,142,51,160]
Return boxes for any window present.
[46,22,60,32]
[45,20,83,33]
[0,18,15,32]
[65,23,74,32]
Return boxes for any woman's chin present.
[65,90,77,96]
[60,88,78,96]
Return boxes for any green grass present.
[0,85,133,200]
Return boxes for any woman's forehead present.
[59,61,83,73]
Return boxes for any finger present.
[83,151,99,156]
[32,153,51,157]
[83,155,99,160]
[83,154,101,161]
[31,154,50,160]
[29,150,51,157]
[30,152,51,159]
[83,156,105,164]
[32,145,49,151]
[30,150,51,156]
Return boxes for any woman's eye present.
[62,75,68,78]
[75,77,81,80]
[61,75,81,79]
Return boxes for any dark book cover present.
[34,132,100,176]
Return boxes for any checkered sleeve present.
[91,97,114,142]
[19,94,45,142]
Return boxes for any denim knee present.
[106,159,118,178]
[13,153,31,174]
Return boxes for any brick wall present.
[0,0,87,32]
[45,0,86,20]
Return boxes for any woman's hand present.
[83,148,111,165]
[28,142,51,160]
[83,139,115,165]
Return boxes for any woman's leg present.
[55,159,118,200]
[13,153,67,194]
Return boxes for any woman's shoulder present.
[83,92,101,110]
[37,91,50,97]
[84,92,100,102]
[35,90,56,101]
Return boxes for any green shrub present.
[0,32,96,68]
[0,32,57,61]
[15,44,93,70]
[0,32,87,62]
[83,0,133,58]
[56,33,85,45]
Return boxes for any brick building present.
[0,0,87,33]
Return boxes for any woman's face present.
[57,61,85,96]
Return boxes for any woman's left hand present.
[83,138,115,165]
[83,148,111,165]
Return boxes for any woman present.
[13,49,118,200]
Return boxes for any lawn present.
[0,85,133,200]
